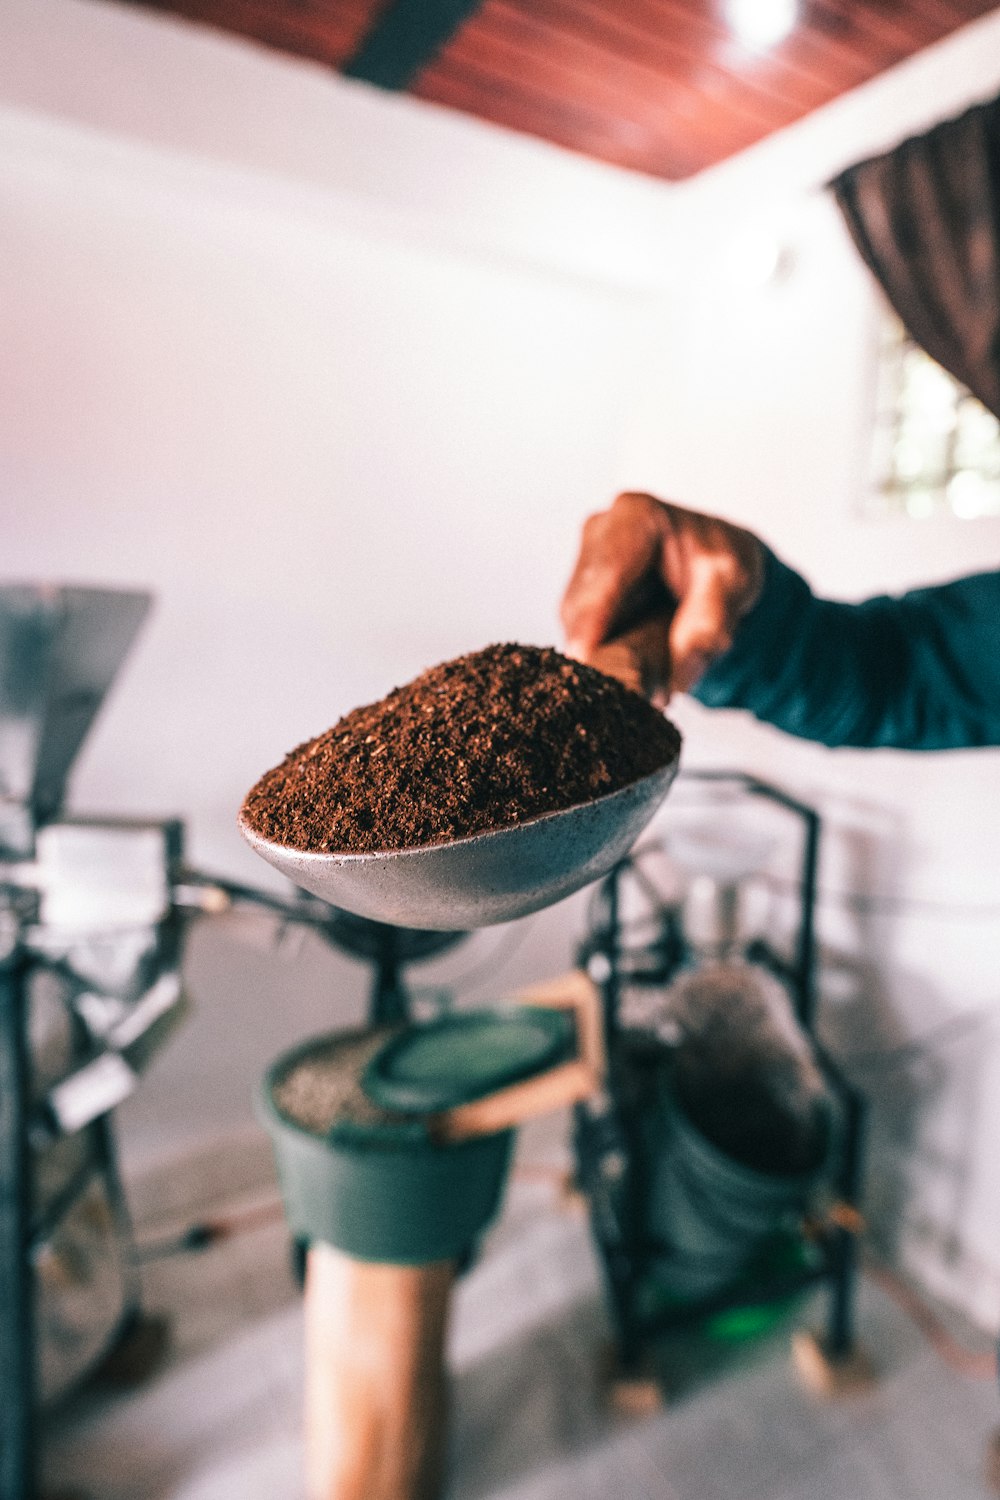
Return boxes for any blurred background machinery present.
[573,772,868,1386]
[0,584,467,1500]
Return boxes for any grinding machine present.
[241,759,869,1499]
[0,585,467,1500]
[0,584,186,1499]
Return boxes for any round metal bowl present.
[239,756,680,930]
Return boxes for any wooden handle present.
[304,1244,455,1500]
[430,970,605,1144]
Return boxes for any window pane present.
[899,349,958,433]
[946,472,1000,519]
[891,422,949,486]
[866,309,1000,521]
[904,487,939,519]
[954,401,1000,475]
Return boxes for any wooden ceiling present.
[118,0,999,179]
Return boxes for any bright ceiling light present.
[725,0,799,51]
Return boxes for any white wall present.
[0,0,680,1172]
[622,9,1000,1326]
[5,0,1000,1326]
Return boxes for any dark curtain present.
[830,94,1000,418]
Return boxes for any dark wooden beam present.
[342,0,487,89]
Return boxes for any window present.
[868,313,1000,519]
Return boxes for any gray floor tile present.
[42,1176,999,1500]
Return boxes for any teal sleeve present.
[691,547,1000,750]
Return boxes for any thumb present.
[668,558,738,693]
[561,560,625,661]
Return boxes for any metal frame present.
[185,876,465,1026]
[572,770,868,1373]
[0,934,36,1500]
[0,927,154,1500]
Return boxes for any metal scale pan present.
[239,757,680,931]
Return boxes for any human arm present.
[560,492,1000,750]
[693,545,1000,749]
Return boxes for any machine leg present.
[600,1329,664,1418]
[985,1428,1000,1495]
[0,948,36,1500]
[826,1221,859,1358]
[304,1244,455,1500]
[985,1338,1000,1494]
[791,1326,876,1399]
[792,1092,876,1399]
[826,1090,868,1360]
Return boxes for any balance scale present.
[247,771,868,1500]
[0,586,465,1500]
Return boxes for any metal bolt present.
[587,952,612,985]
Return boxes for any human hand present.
[560,493,765,704]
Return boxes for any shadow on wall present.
[819,943,989,1271]
[813,811,994,1276]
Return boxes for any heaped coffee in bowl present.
[240,643,681,855]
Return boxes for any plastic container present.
[257,1014,575,1265]
[259,1035,515,1265]
[642,1082,832,1300]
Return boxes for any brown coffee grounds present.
[665,964,831,1177]
[273,1029,407,1135]
[241,643,681,854]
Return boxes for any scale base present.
[92,1312,171,1389]
[598,1343,665,1418]
[984,1429,1000,1495]
[791,1329,876,1398]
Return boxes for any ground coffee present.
[665,963,830,1177]
[241,643,681,854]
[273,1029,406,1135]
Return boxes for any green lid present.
[361,1007,576,1114]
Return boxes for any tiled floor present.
[42,1130,1000,1500]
